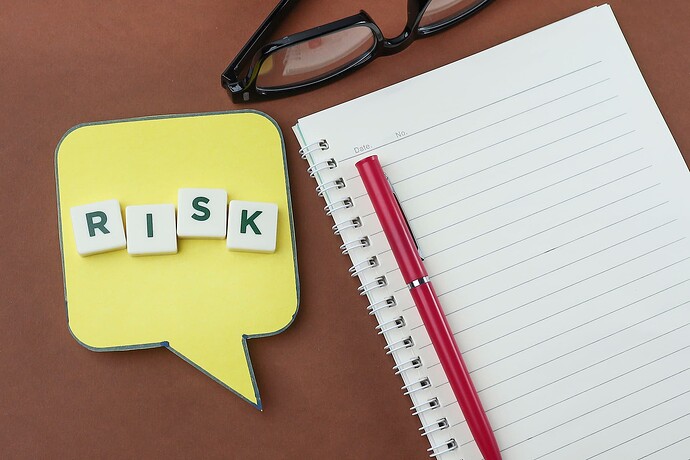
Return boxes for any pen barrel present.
[357,155,500,459]
[410,283,502,460]
[355,155,426,282]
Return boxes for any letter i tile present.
[126,204,177,255]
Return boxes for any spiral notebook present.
[294,5,690,459]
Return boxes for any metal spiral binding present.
[332,217,362,236]
[299,139,329,159]
[428,439,458,457]
[307,158,337,177]
[324,197,353,216]
[402,377,431,395]
[316,177,345,197]
[339,236,370,255]
[385,335,413,354]
[393,356,423,375]
[411,397,440,416]
[349,256,379,277]
[420,418,450,436]
[358,276,387,296]
[300,136,452,456]
[375,316,405,335]
[367,295,396,315]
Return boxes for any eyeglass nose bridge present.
[381,29,416,55]
[379,0,435,55]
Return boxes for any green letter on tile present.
[146,213,154,238]
[191,196,211,222]
[240,210,262,235]
[85,211,110,237]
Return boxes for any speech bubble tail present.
[168,335,261,410]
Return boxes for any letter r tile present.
[69,199,126,256]
[227,201,278,253]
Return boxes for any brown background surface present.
[1,1,688,458]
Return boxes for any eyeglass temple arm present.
[382,0,431,52]
[221,0,297,86]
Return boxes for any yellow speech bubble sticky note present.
[55,111,299,409]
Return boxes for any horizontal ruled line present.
[586,413,690,459]
[443,236,683,318]
[479,322,690,395]
[436,217,674,302]
[469,283,690,371]
[495,362,690,433]
[431,295,690,379]
[418,155,647,242]
[416,256,690,350]
[637,433,690,459]
[431,201,667,284]
[338,61,603,163]
[399,103,622,202]
[388,86,615,178]
[402,190,664,310]
[505,373,690,453]
[534,392,690,459]
[408,130,634,221]
[448,335,690,425]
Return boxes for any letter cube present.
[70,199,126,256]
[227,201,278,253]
[177,188,228,238]
[126,204,177,255]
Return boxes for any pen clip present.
[385,174,424,260]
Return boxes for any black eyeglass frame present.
[221,0,494,102]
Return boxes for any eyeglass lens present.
[256,26,376,90]
[255,0,486,90]
[419,0,486,28]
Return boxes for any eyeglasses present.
[221,0,494,102]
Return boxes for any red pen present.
[356,155,501,460]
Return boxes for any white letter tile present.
[227,201,278,253]
[126,204,177,255]
[177,188,228,238]
[70,199,126,256]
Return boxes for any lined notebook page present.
[295,5,690,459]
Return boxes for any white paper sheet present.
[295,5,690,459]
